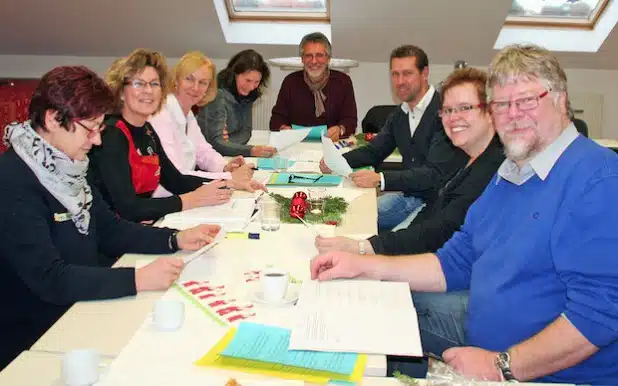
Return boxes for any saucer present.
[251,284,300,306]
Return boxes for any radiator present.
[251,90,278,131]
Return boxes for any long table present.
[22,137,385,385]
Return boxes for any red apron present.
[115,120,161,194]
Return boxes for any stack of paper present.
[196,322,366,384]
[160,198,256,231]
[289,280,423,357]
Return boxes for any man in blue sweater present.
[310,44,618,385]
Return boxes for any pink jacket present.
[149,95,230,197]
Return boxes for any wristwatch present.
[169,231,180,252]
[495,351,518,382]
[358,240,366,255]
[339,125,346,137]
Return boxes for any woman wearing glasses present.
[148,51,265,198]
[197,49,277,158]
[0,66,220,369]
[89,49,232,223]
[316,68,504,257]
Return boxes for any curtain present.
[0,80,39,153]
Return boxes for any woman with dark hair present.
[148,51,265,198]
[89,49,232,223]
[0,66,220,370]
[197,49,277,157]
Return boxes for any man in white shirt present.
[321,45,466,230]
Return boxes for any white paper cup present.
[62,349,102,386]
[262,268,290,302]
[153,299,184,331]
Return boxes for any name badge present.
[53,212,72,222]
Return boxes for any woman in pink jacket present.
[149,51,263,197]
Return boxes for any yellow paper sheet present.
[195,328,367,384]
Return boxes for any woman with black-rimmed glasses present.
[88,49,233,223]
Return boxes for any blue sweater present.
[437,136,618,385]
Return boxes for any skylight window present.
[507,0,609,27]
[225,0,329,21]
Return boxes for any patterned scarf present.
[4,121,93,234]
[303,68,330,118]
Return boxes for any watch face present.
[496,352,510,369]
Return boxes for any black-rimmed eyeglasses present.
[439,103,486,117]
[74,120,104,138]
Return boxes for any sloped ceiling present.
[0,0,616,68]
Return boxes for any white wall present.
[2,55,618,138]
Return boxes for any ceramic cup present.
[262,268,290,302]
[152,299,185,331]
[62,349,103,386]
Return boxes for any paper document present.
[196,328,367,384]
[269,129,311,151]
[286,161,321,174]
[182,229,227,263]
[160,198,256,231]
[221,322,360,375]
[292,124,326,140]
[290,150,323,162]
[289,280,422,357]
[322,137,353,177]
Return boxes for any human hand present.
[310,251,368,281]
[251,145,277,158]
[315,236,364,254]
[442,347,502,381]
[350,170,380,188]
[230,163,255,182]
[327,125,341,142]
[279,125,292,130]
[135,258,184,292]
[180,180,233,209]
[228,179,267,193]
[222,125,229,141]
[224,155,246,172]
[177,224,222,250]
[319,158,332,174]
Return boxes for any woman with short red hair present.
[0,65,220,370]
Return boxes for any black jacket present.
[343,93,467,198]
[0,149,178,369]
[369,135,504,255]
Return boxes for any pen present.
[227,232,260,240]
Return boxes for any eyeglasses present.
[124,79,162,90]
[302,52,328,61]
[439,103,486,117]
[490,90,550,115]
[184,75,210,88]
[74,120,104,138]
[287,174,323,184]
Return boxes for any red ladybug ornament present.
[290,191,308,219]
[290,204,307,219]
[364,133,376,142]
